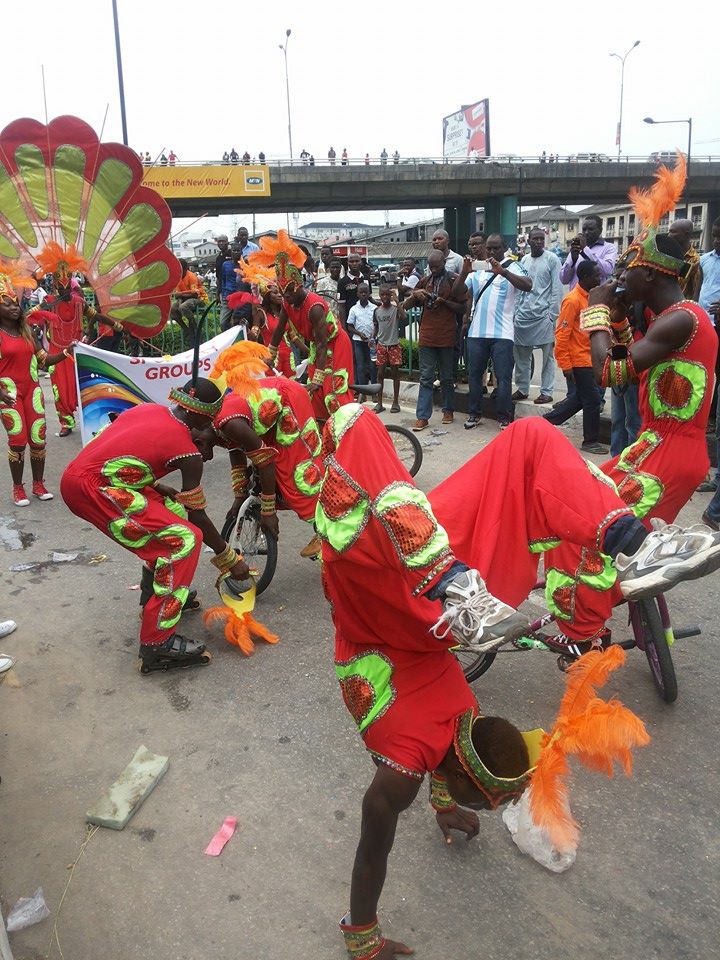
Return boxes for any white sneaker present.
[0,619,17,639]
[617,519,720,601]
[431,569,528,652]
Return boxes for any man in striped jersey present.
[461,234,532,430]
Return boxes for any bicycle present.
[452,581,701,704]
[220,406,422,596]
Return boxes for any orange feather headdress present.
[36,241,89,285]
[0,259,37,301]
[624,151,688,277]
[246,230,306,292]
[235,259,277,292]
[210,341,272,396]
[529,645,650,852]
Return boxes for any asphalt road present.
[1,382,718,960]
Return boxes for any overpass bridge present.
[159,157,720,249]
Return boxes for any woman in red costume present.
[317,404,714,960]
[0,264,74,505]
[243,231,353,419]
[232,260,298,380]
[28,243,119,437]
[195,341,325,557]
[542,155,720,656]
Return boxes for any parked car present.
[569,152,610,163]
[648,151,676,165]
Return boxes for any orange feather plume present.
[210,341,272,396]
[236,260,277,289]
[245,229,306,271]
[628,151,687,228]
[0,259,37,290]
[203,606,279,656]
[35,241,89,278]
[529,646,650,853]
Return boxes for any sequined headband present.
[453,709,545,809]
[623,226,688,279]
[168,387,223,417]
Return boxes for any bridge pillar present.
[443,205,476,257]
[483,196,519,249]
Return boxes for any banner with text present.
[442,99,490,159]
[74,328,244,445]
[141,164,270,199]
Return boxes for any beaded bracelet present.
[210,543,242,573]
[579,304,612,336]
[312,368,325,386]
[429,772,457,813]
[339,915,386,960]
[260,493,276,516]
[610,318,633,346]
[601,348,639,388]
[231,465,249,496]
[246,445,276,468]
[175,485,208,511]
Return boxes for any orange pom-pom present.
[203,606,280,657]
[245,229,306,271]
[36,241,89,278]
[210,341,272,397]
[0,259,37,290]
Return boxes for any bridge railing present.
[146,154,720,168]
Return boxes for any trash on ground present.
[430,429,448,436]
[51,552,78,563]
[88,554,107,564]
[86,745,169,830]
[205,816,238,856]
[421,438,442,448]
[502,789,576,873]
[6,887,50,931]
[128,584,140,591]
[9,563,36,572]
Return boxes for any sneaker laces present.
[431,590,504,642]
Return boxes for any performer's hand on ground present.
[435,807,480,844]
[377,940,414,958]
[229,558,251,581]
[260,512,279,541]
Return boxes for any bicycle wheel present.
[633,597,678,703]
[453,647,497,684]
[385,424,423,477]
[224,503,278,596]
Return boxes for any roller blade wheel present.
[138,636,212,675]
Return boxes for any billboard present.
[142,165,270,199]
[442,99,490,159]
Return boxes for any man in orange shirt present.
[543,260,606,453]
[170,259,209,346]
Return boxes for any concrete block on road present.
[86,745,169,830]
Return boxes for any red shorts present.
[376,342,402,367]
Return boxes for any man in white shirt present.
[397,258,422,301]
[430,229,464,275]
[460,234,532,429]
[513,228,562,404]
[347,282,377,398]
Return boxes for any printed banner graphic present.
[141,165,270,199]
[74,328,243,445]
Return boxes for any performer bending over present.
[60,379,249,673]
[318,405,720,958]
[194,342,324,557]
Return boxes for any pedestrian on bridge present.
[328,146,336,165]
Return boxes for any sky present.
[2,0,716,238]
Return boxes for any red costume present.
[545,300,717,641]
[283,291,353,419]
[258,311,294,379]
[214,377,323,521]
[0,330,47,452]
[31,292,93,430]
[318,407,634,779]
[60,404,203,647]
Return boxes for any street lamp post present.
[643,116,693,167]
[279,29,293,163]
[610,40,640,161]
[111,0,129,146]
